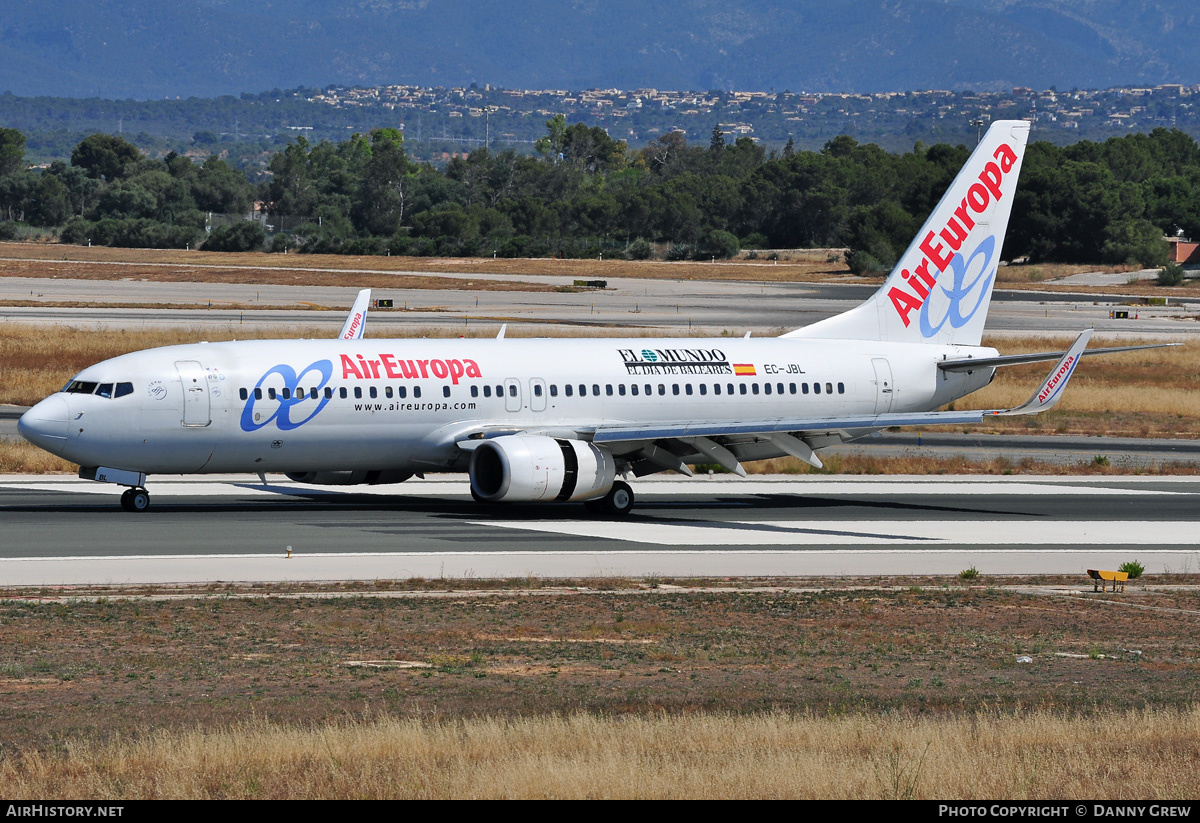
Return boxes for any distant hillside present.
[3,0,1200,99]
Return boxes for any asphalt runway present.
[1,474,1196,585]
[2,274,1198,338]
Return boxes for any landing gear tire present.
[601,481,634,516]
[120,487,150,512]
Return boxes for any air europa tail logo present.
[341,312,363,339]
[340,353,482,384]
[888,141,1020,331]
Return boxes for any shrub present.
[740,232,768,250]
[703,229,740,260]
[665,243,694,261]
[1157,262,1186,287]
[846,248,888,276]
[1119,560,1145,579]
[959,566,980,580]
[202,221,266,253]
[626,237,652,260]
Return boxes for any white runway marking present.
[478,520,1199,547]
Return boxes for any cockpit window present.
[65,381,98,394]
[115,382,133,398]
[96,383,114,398]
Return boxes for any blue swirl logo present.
[240,360,333,432]
[919,234,997,339]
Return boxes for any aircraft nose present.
[18,396,70,452]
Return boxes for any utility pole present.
[969,116,986,144]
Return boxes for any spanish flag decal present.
[733,363,756,376]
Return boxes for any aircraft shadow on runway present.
[1,488,1041,520]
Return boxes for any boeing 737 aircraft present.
[18,120,1159,514]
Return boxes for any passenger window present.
[592,384,600,396]
[814,383,821,395]
[644,384,652,395]
[630,384,638,396]
[354,387,362,399]
[802,383,809,395]
[699,384,707,396]
[268,388,277,400]
[565,385,573,397]
[311,388,319,400]
[496,384,504,396]
[443,386,451,398]
[838,382,845,394]
[739,384,747,395]
[658,384,665,396]
[339,387,347,399]
[606,385,614,396]
[714,384,721,395]
[369,387,377,399]
[826,382,833,394]
[777,383,784,394]
[763,383,772,395]
[550,385,558,397]
[507,385,515,397]
[324,387,333,399]
[685,384,693,395]
[385,387,393,398]
[483,385,491,398]
[471,386,479,398]
[239,388,248,401]
[534,384,543,397]
[727,383,734,395]
[752,384,760,395]
[672,384,680,396]
[789,383,797,394]
[398,386,407,399]
[414,387,422,399]
[618,384,626,396]
[282,388,292,400]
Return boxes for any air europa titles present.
[340,353,482,385]
[888,141,1020,328]
[1038,354,1076,404]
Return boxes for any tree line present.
[1,117,1198,268]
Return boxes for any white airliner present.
[18,120,1159,514]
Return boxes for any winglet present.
[338,289,371,340]
[997,329,1092,416]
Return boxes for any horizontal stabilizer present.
[939,340,1176,372]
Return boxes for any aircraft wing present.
[338,289,371,340]
[577,330,1094,475]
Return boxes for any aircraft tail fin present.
[784,119,1031,346]
[338,289,371,340]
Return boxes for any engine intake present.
[469,435,615,503]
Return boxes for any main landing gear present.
[584,480,635,517]
[120,487,151,512]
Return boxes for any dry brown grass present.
[961,335,1200,437]
[0,241,848,284]
[1,709,1198,798]
[0,441,73,473]
[3,581,1200,796]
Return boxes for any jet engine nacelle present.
[469,435,615,503]
[284,470,412,486]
